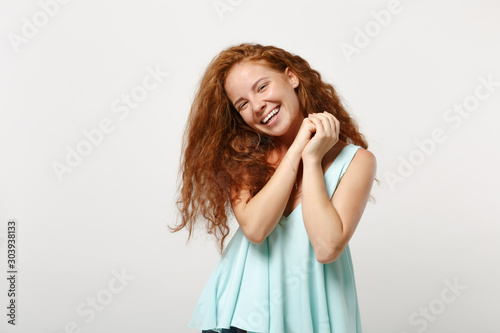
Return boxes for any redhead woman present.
[170,43,377,333]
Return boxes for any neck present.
[274,114,305,149]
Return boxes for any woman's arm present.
[231,118,315,244]
[301,113,377,264]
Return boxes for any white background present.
[1,0,499,332]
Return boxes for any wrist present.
[301,154,322,167]
[286,144,302,161]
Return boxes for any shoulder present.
[348,146,377,178]
[352,146,376,166]
[332,146,376,204]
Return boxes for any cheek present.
[240,110,255,125]
[278,85,296,104]
[284,90,300,111]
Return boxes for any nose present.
[252,98,266,114]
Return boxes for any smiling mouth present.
[261,106,280,124]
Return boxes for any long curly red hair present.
[169,43,374,255]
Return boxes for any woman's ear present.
[285,67,299,88]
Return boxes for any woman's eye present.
[259,84,267,91]
[239,102,247,111]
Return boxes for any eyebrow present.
[233,77,270,107]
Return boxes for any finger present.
[309,113,341,146]
[317,113,334,136]
[324,114,336,137]
[302,117,316,131]
[319,111,335,126]
[307,114,325,135]
[298,118,316,139]
[318,112,338,138]
[310,112,333,123]
[309,113,332,136]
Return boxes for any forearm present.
[301,159,344,262]
[233,146,301,243]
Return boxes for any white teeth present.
[262,106,280,124]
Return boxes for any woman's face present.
[224,60,303,143]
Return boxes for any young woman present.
[170,43,377,333]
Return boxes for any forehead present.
[224,61,282,99]
[227,61,275,80]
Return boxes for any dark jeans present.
[202,326,247,333]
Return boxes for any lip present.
[261,105,280,125]
[265,108,280,126]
